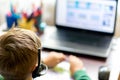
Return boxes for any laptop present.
[42,0,118,58]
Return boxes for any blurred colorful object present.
[6,3,20,29]
[6,2,45,35]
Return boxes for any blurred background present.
[0,0,56,26]
[0,0,120,37]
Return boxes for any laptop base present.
[41,27,113,58]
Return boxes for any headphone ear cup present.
[32,66,40,78]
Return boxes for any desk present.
[40,27,120,80]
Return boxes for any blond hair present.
[0,28,41,80]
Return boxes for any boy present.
[0,28,90,80]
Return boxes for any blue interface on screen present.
[56,0,117,33]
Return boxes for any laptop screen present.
[56,0,117,33]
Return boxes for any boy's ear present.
[31,63,38,72]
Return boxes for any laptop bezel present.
[54,0,118,36]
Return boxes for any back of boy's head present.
[0,28,41,80]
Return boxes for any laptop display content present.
[42,0,118,58]
[56,0,117,34]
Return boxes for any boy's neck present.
[26,74,33,80]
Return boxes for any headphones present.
[32,49,48,78]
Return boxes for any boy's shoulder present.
[0,75,4,80]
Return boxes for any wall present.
[42,0,56,26]
[115,0,120,37]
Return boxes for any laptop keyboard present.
[50,29,112,48]
[42,28,113,58]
